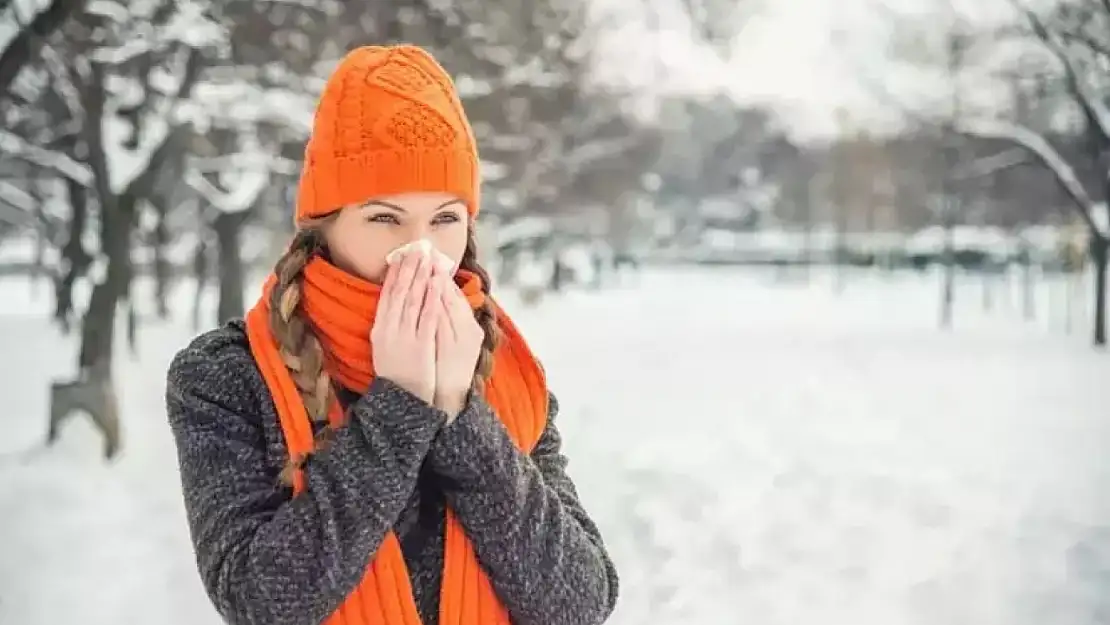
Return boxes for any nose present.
[401,221,430,243]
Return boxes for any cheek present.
[429,226,468,269]
[328,224,396,283]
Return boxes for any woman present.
[165,45,618,625]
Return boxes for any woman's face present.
[323,192,470,283]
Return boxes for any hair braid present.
[268,223,340,486]
[459,227,501,393]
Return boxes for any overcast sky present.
[592,0,1024,141]
[3,0,1029,142]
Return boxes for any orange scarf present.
[244,256,548,625]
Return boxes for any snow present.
[2,265,1109,625]
[905,225,1019,258]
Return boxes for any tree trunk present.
[981,270,993,312]
[191,237,209,332]
[939,202,955,329]
[833,206,846,294]
[54,178,91,332]
[213,211,247,324]
[31,202,46,298]
[125,269,139,357]
[1064,270,1075,334]
[78,205,131,378]
[152,203,171,320]
[1091,235,1107,347]
[1022,252,1035,321]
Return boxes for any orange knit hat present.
[296,45,480,221]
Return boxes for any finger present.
[399,253,432,332]
[383,249,421,331]
[435,288,456,343]
[375,260,401,328]
[445,281,473,321]
[417,273,441,342]
[430,254,454,295]
[390,248,423,305]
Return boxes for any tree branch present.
[0,0,86,96]
[959,117,1103,236]
[949,147,1031,181]
[0,129,93,185]
[1009,0,1110,141]
[1057,29,1110,62]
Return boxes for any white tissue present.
[385,238,453,272]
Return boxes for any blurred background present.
[1,0,1109,623]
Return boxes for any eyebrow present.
[363,199,464,213]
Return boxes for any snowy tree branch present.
[1009,0,1110,140]
[950,147,1030,181]
[103,46,204,196]
[0,0,84,96]
[188,152,299,176]
[0,180,36,214]
[0,128,93,185]
[958,117,1103,236]
[1057,29,1110,62]
[185,167,270,216]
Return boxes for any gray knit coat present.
[164,320,618,625]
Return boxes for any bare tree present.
[868,0,1109,345]
[4,0,222,456]
[960,0,1109,346]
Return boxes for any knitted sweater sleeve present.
[165,330,443,625]
[426,392,619,625]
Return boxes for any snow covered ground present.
[1,265,1109,625]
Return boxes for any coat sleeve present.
[165,334,444,625]
[426,391,619,625]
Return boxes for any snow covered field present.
[1,266,1108,625]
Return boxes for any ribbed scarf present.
[244,256,548,625]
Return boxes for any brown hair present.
[271,218,500,485]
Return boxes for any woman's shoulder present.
[166,319,267,414]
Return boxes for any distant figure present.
[164,45,617,625]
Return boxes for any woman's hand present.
[370,250,440,403]
[432,262,484,421]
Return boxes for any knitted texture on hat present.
[297,45,480,220]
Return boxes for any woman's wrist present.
[434,389,469,421]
